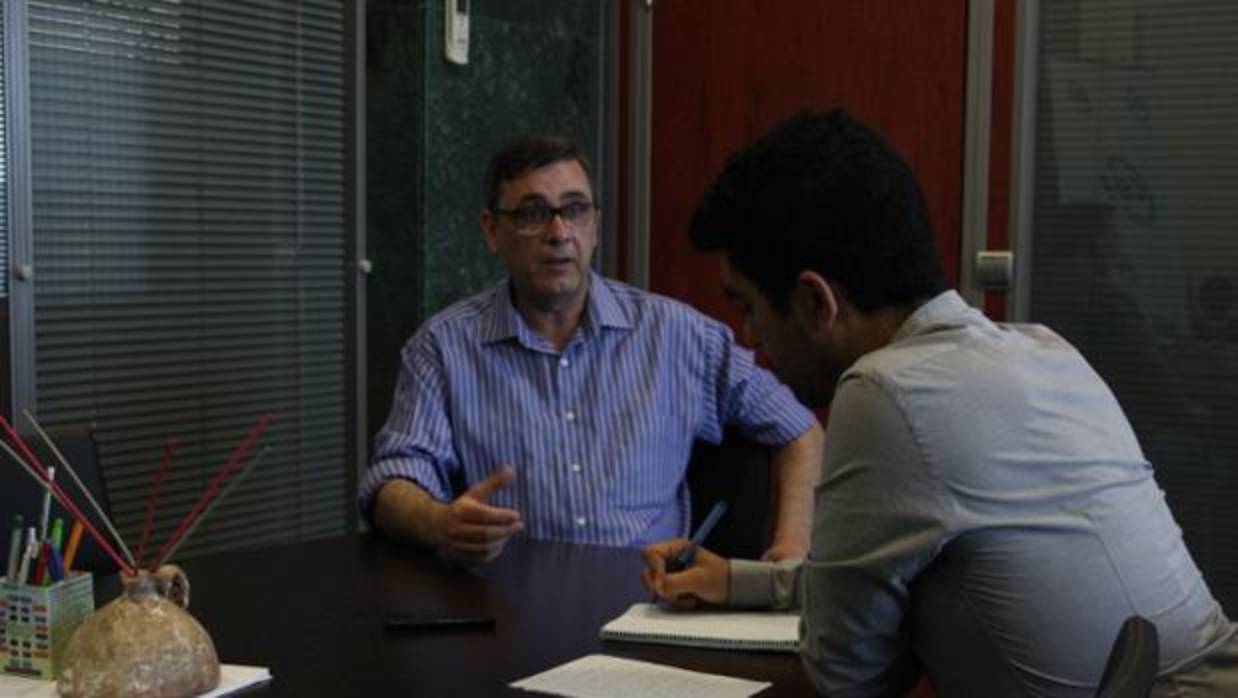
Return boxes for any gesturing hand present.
[433,466,523,563]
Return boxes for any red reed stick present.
[135,437,178,568]
[0,416,135,576]
[151,414,274,568]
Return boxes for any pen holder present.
[0,571,94,680]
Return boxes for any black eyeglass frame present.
[491,201,600,235]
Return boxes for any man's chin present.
[790,379,834,409]
[523,279,586,310]
[538,276,581,296]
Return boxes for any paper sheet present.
[600,603,799,652]
[0,663,271,697]
[510,654,770,698]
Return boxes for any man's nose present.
[542,212,572,241]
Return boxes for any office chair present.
[1096,615,1159,698]
[0,425,119,574]
[685,427,772,559]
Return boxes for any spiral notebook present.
[599,603,799,652]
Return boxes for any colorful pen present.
[34,542,51,585]
[63,519,85,573]
[5,514,22,582]
[50,517,65,551]
[16,527,36,586]
[38,466,56,542]
[47,545,65,583]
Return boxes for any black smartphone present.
[381,608,496,631]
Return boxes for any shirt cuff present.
[357,458,448,522]
[729,559,774,608]
[728,558,804,610]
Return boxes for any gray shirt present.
[730,291,1234,697]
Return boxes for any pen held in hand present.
[666,500,727,574]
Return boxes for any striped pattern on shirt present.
[361,272,814,548]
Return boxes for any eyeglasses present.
[492,201,599,236]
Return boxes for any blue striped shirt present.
[360,271,815,548]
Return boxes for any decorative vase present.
[56,564,220,698]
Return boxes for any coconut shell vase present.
[57,564,220,698]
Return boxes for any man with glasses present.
[361,136,823,563]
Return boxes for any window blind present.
[28,0,350,560]
[1029,0,1238,609]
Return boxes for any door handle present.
[975,250,1013,291]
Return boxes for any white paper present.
[0,663,271,697]
[201,665,272,697]
[510,654,770,698]
[600,603,799,652]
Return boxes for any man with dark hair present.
[361,136,824,564]
[642,109,1238,696]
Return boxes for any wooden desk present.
[139,535,815,696]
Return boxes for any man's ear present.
[793,270,840,332]
[480,210,499,255]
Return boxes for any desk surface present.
[128,535,814,696]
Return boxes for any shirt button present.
[570,463,582,473]
[564,409,576,422]
[559,357,569,368]
[575,517,587,527]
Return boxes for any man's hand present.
[640,538,729,609]
[431,466,524,563]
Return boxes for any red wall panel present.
[647,0,968,334]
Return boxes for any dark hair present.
[690,109,946,313]
[484,136,594,209]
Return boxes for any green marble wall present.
[366,0,605,440]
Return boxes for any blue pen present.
[666,501,728,573]
[47,545,66,583]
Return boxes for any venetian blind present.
[28,0,350,560]
[1028,0,1238,609]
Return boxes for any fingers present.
[439,509,521,562]
[444,518,523,544]
[640,539,687,590]
[455,496,522,526]
[466,465,516,503]
[641,538,699,601]
[659,565,710,601]
[640,565,657,594]
[641,539,690,570]
[641,539,729,606]
[437,468,523,563]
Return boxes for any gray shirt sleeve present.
[724,372,954,695]
[798,373,953,697]
[728,558,803,609]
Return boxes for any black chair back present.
[1096,615,1159,698]
[685,427,772,559]
[0,426,119,574]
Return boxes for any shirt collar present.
[584,270,634,332]
[889,290,981,343]
[478,270,633,345]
